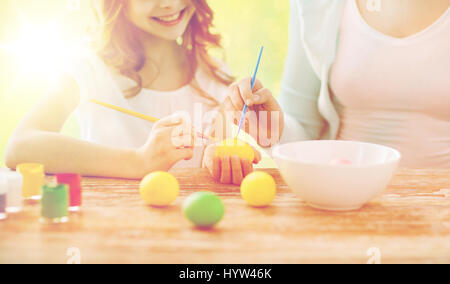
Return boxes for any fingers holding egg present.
[231,156,244,185]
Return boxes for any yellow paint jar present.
[17,163,45,200]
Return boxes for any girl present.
[278,0,450,168]
[4,0,283,183]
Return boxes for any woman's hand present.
[202,143,262,185]
[137,114,194,175]
[223,77,284,147]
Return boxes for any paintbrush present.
[89,98,215,142]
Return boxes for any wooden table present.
[0,168,449,264]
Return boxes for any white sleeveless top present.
[329,0,450,168]
[66,50,229,168]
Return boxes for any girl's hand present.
[137,114,194,174]
[202,143,262,185]
[223,77,284,147]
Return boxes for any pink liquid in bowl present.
[329,158,353,166]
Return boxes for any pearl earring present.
[176,36,183,46]
[176,35,193,51]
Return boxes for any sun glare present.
[14,23,66,74]
[0,19,85,85]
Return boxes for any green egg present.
[183,192,225,228]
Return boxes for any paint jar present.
[17,163,45,200]
[40,184,69,224]
[0,175,7,220]
[56,173,82,212]
[6,171,23,213]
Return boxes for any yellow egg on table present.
[241,171,276,207]
[139,171,179,206]
[215,138,255,162]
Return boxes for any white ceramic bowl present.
[273,140,401,211]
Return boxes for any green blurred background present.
[0,0,289,168]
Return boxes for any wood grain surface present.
[0,168,449,264]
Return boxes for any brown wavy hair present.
[91,0,234,100]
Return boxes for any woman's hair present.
[91,0,234,100]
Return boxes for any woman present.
[279,0,450,167]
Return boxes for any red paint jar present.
[56,173,82,212]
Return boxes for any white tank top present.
[330,0,450,168]
[66,50,229,168]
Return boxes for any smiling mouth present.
[151,8,187,26]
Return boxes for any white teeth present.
[155,12,181,22]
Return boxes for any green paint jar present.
[40,184,69,224]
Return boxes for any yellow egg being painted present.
[215,139,255,162]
